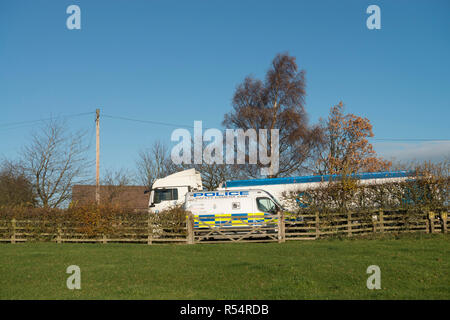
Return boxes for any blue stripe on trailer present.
[222,170,413,188]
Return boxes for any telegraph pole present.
[95,109,100,204]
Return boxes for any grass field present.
[0,233,449,299]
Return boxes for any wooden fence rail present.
[0,209,447,244]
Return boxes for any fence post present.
[11,218,16,244]
[428,211,435,234]
[379,210,384,233]
[315,211,320,239]
[441,212,447,234]
[186,213,194,244]
[102,234,107,244]
[347,211,352,237]
[277,212,285,243]
[57,225,62,244]
[372,214,378,233]
[147,214,153,245]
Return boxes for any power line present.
[0,122,43,132]
[0,112,95,129]
[86,120,97,151]
[103,113,450,141]
[1,110,448,142]
[101,114,199,129]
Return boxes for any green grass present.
[0,233,449,299]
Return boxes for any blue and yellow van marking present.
[193,213,276,228]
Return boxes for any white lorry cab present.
[148,169,202,213]
[184,189,288,228]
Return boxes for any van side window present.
[154,188,178,204]
[256,197,277,213]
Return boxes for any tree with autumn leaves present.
[223,53,391,178]
[311,101,391,175]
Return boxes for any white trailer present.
[148,169,412,213]
[219,171,412,210]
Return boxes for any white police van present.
[184,189,290,228]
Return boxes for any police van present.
[184,189,295,229]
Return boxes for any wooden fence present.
[0,216,187,244]
[283,209,448,241]
[0,209,447,244]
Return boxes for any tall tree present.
[223,53,321,178]
[312,102,391,175]
[21,120,90,208]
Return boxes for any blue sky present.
[1,0,449,178]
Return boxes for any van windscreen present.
[256,197,277,213]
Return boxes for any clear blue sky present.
[1,0,449,178]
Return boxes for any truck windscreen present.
[153,188,179,204]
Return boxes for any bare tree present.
[21,120,90,208]
[0,159,36,207]
[136,141,178,190]
[137,140,240,191]
[191,162,243,190]
[102,168,134,203]
[181,137,245,190]
[223,52,322,178]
